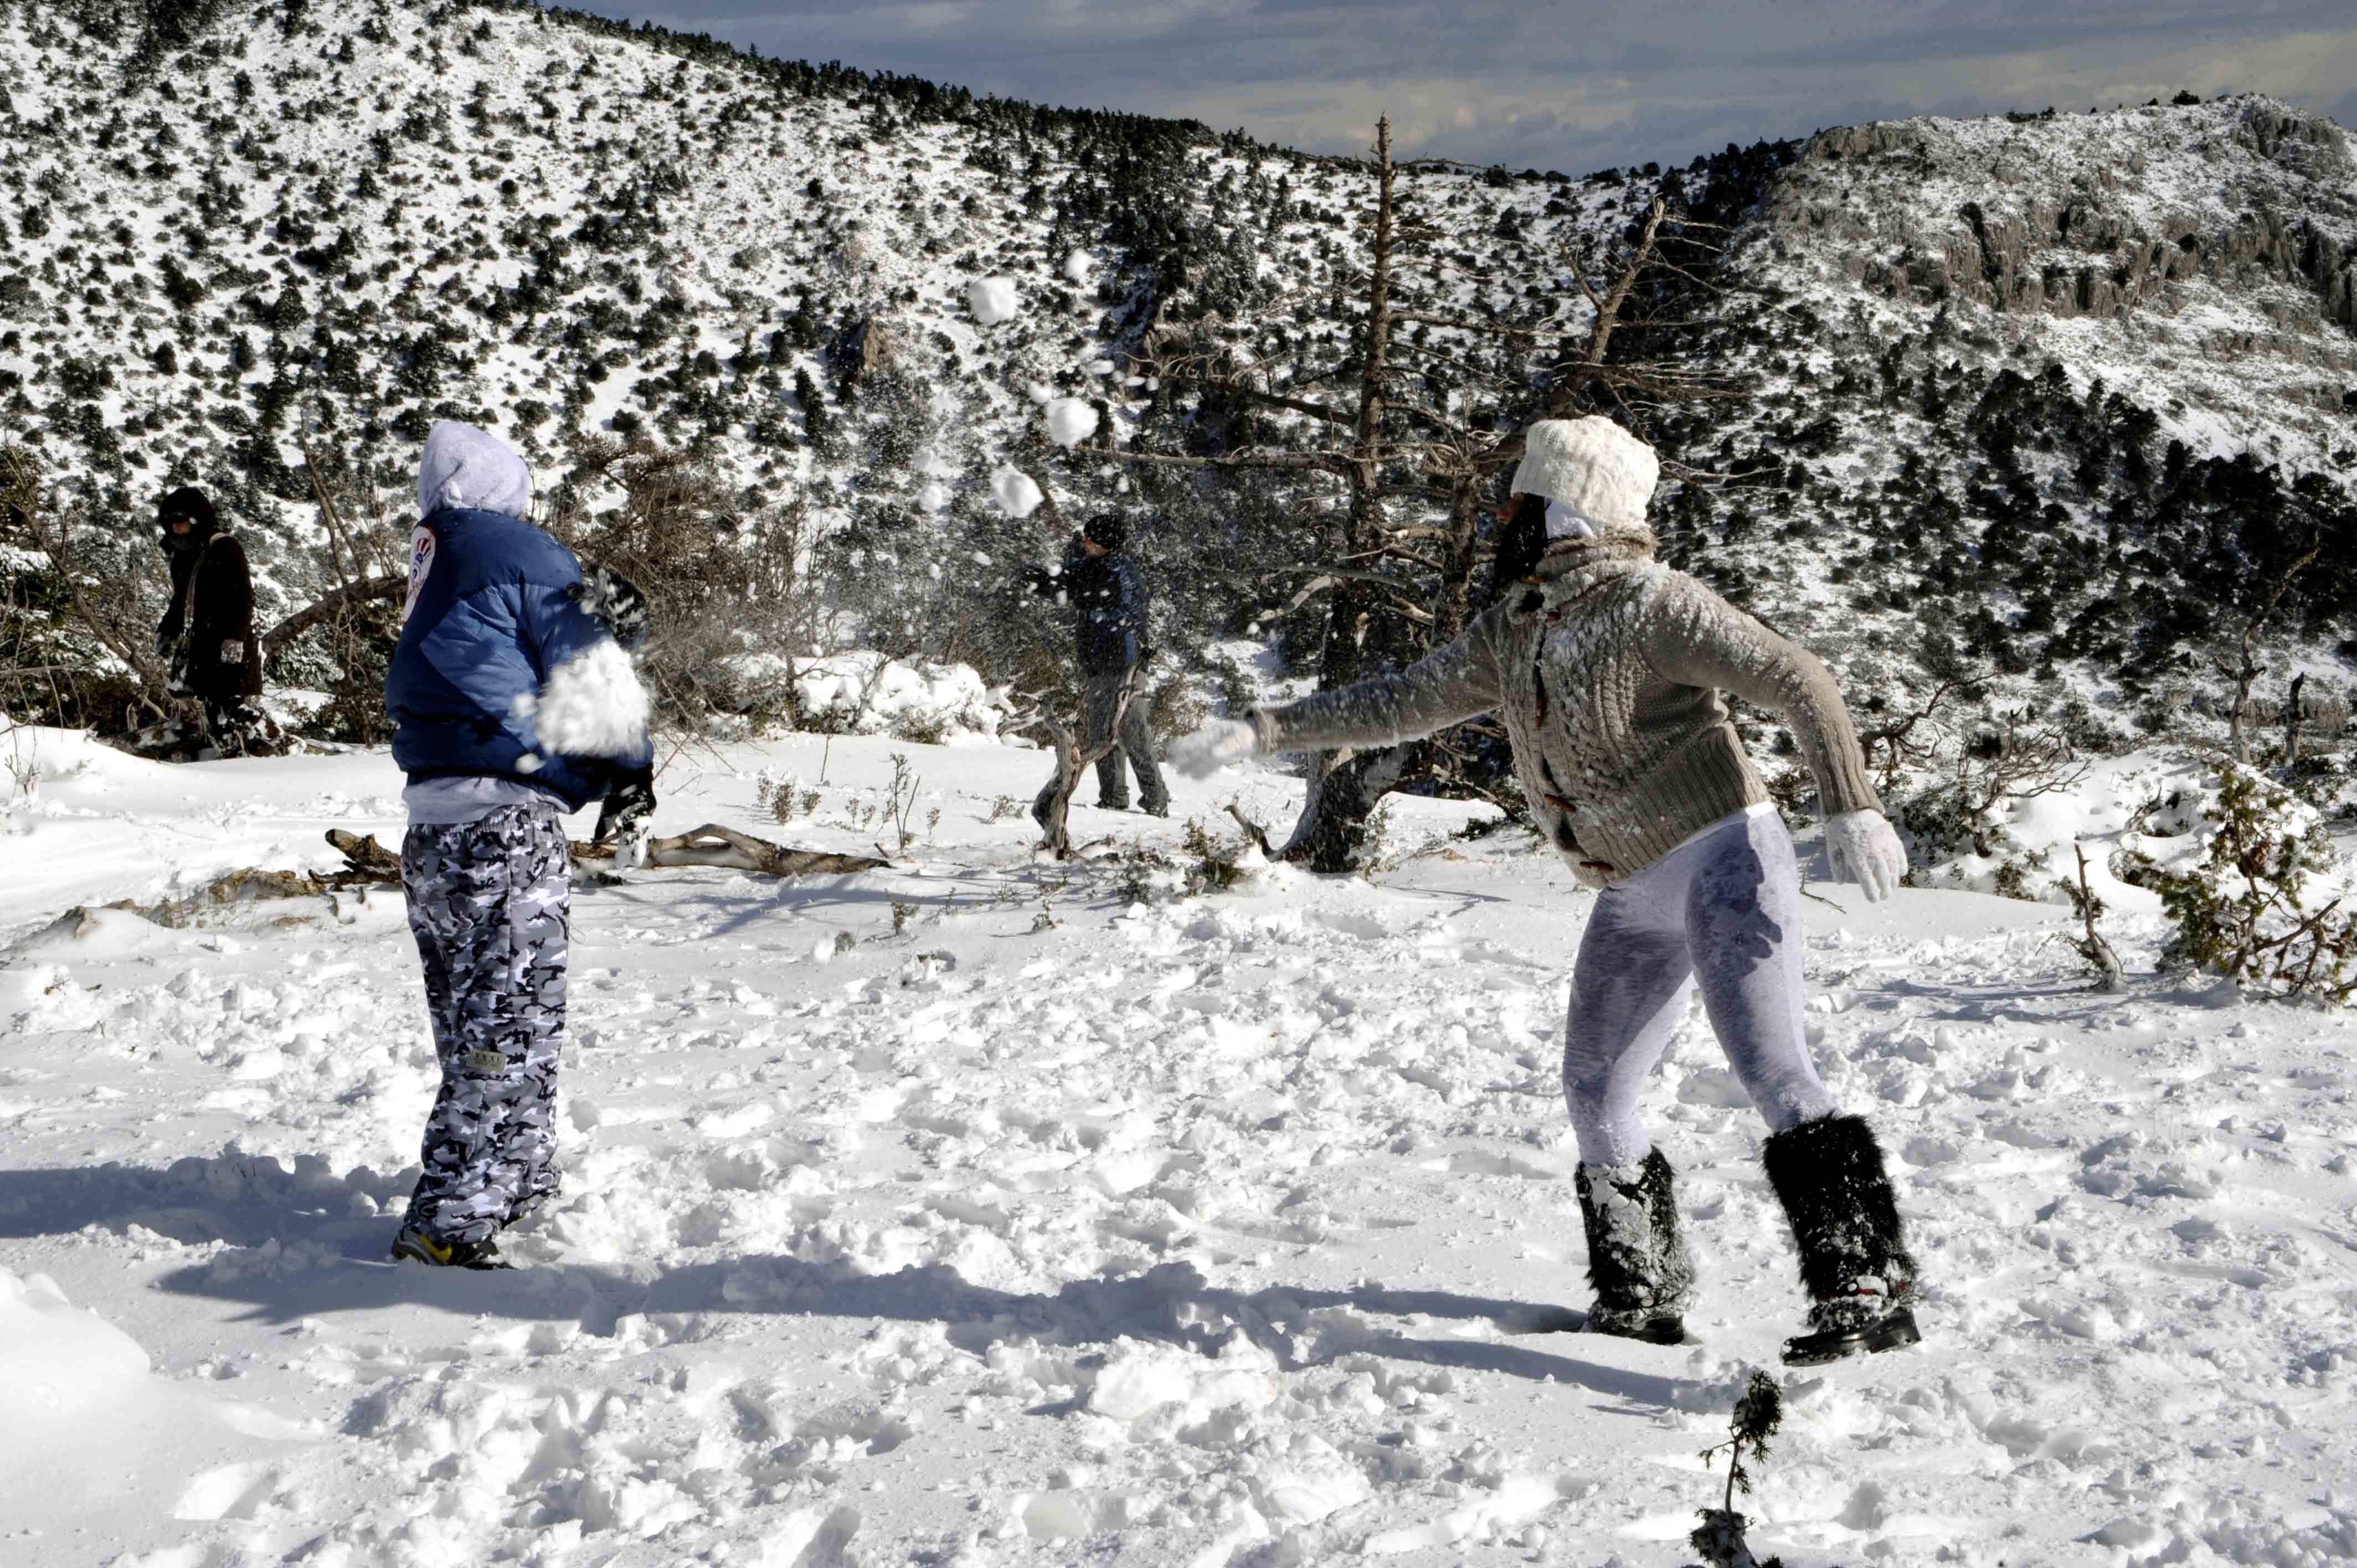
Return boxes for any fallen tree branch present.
[1225,801,1274,858]
[326,828,402,880]
[262,574,405,649]
[570,822,886,876]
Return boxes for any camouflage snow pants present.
[400,805,572,1245]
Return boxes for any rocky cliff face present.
[1766,100,2357,401]
[1629,95,2357,753]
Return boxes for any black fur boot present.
[1762,1113,1922,1366]
[1574,1148,1693,1344]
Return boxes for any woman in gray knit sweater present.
[1173,416,1919,1366]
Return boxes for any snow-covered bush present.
[2115,761,2357,1002]
[792,652,1013,743]
[1893,712,2086,899]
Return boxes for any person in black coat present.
[155,486,264,753]
[1025,512,1167,821]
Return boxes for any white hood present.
[418,420,532,520]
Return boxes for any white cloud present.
[615,2,2354,170]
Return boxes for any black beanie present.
[158,486,217,533]
[1083,512,1128,550]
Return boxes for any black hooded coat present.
[158,492,263,704]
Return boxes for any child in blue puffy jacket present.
[383,421,655,1268]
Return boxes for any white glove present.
[1169,716,1260,780]
[1824,809,1906,903]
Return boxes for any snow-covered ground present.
[4,734,2356,1567]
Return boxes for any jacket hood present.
[157,484,219,549]
[418,420,532,520]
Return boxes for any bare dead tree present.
[2285,670,2306,770]
[261,575,406,651]
[1855,675,1991,792]
[2219,544,2319,764]
[2068,842,2125,992]
[1945,710,2089,857]
[1111,142,1725,872]
[0,442,172,725]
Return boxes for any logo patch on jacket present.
[401,526,438,625]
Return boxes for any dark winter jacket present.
[1028,541,1149,674]
[386,506,653,812]
[159,527,263,703]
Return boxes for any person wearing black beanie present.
[155,484,263,755]
[1021,510,1165,828]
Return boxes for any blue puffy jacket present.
[386,507,652,812]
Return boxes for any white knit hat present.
[1510,417,1659,535]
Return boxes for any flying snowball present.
[1044,398,1099,448]
[916,481,952,514]
[1063,249,1093,283]
[992,467,1044,518]
[967,276,1020,326]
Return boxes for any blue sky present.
[548,1,2357,171]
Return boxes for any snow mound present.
[1044,398,1100,448]
[11,904,178,960]
[966,275,1020,326]
[0,1265,153,1444]
[792,652,1014,741]
[991,467,1044,518]
[0,723,165,800]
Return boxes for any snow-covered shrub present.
[791,651,1012,742]
[704,652,800,719]
[1893,711,2088,900]
[753,768,819,824]
[2115,761,2357,1002]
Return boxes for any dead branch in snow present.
[570,823,887,876]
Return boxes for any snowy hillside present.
[1647,98,2357,727]
[0,0,1629,731]
[4,736,2357,1566]
[11,2,2350,760]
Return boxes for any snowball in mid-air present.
[992,468,1044,518]
[916,481,952,514]
[968,276,1020,325]
[1063,249,1093,283]
[1044,398,1099,448]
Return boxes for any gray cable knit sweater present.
[1252,532,1881,888]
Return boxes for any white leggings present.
[1563,805,1840,1168]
